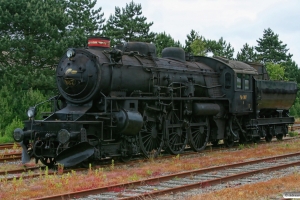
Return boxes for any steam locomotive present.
[13,37,297,167]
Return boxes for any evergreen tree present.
[190,36,206,56]
[281,60,300,82]
[184,29,199,53]
[265,62,287,80]
[154,32,181,57]
[255,28,293,64]
[0,0,105,136]
[236,43,258,62]
[0,0,69,90]
[66,0,105,47]
[102,1,155,46]
[0,0,105,90]
[205,37,234,59]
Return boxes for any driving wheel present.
[139,115,164,158]
[188,116,210,152]
[165,110,188,154]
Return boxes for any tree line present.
[0,0,299,142]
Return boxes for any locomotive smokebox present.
[193,103,220,116]
[87,36,110,49]
[112,109,143,135]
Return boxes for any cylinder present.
[112,109,143,135]
[193,103,220,116]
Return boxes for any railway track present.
[0,156,22,163]
[31,152,300,200]
[1,152,21,158]
[1,135,299,179]
[1,137,300,199]
[290,124,300,131]
[0,144,264,181]
[0,143,19,150]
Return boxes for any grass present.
[1,139,300,199]
[289,131,299,137]
[238,144,245,150]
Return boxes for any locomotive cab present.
[194,56,258,114]
[232,72,256,114]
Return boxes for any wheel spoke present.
[145,138,153,151]
[139,119,163,158]
[188,116,209,152]
[165,110,187,155]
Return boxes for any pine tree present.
[154,32,181,57]
[102,1,155,46]
[66,0,105,47]
[0,0,69,69]
[281,60,300,82]
[236,43,258,62]
[205,37,234,59]
[255,28,293,64]
[190,36,206,56]
[184,29,199,53]
[0,0,105,133]
[0,0,105,90]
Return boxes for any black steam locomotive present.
[13,37,297,167]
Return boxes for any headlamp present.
[66,49,75,58]
[27,107,36,118]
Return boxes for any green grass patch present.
[288,131,298,137]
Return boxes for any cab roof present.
[214,56,258,75]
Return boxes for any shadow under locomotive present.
[13,37,298,168]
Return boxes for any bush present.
[0,117,24,144]
[5,117,24,138]
[288,131,298,137]
[0,135,14,143]
[0,86,52,137]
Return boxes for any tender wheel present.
[276,134,283,141]
[252,136,260,143]
[40,157,56,168]
[263,126,273,142]
[139,119,163,158]
[188,116,210,152]
[165,110,188,154]
[265,134,272,142]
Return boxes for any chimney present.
[87,36,110,49]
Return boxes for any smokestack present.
[87,36,110,49]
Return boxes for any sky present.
[96,0,300,65]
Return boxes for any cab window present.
[236,73,242,89]
[245,74,250,90]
